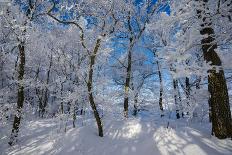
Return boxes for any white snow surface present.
[1,117,232,155]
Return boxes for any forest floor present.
[1,113,232,155]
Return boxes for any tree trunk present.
[73,103,77,128]
[123,13,135,118]
[87,39,103,137]
[177,81,183,117]
[41,53,52,117]
[34,67,44,117]
[60,82,64,114]
[131,78,138,116]
[123,38,133,118]
[185,77,191,116]
[9,44,25,145]
[185,77,190,104]
[173,79,180,119]
[133,92,138,116]
[156,60,164,117]
[196,76,201,89]
[197,0,232,139]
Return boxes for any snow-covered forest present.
[0,0,232,154]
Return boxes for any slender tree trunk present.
[185,77,190,104]
[34,67,44,117]
[131,78,138,116]
[197,0,232,139]
[156,60,164,117]
[123,38,133,118]
[60,82,64,114]
[133,92,138,116]
[194,76,201,118]
[123,13,135,118]
[9,44,25,145]
[177,81,183,117]
[196,76,201,89]
[185,77,191,116]
[41,53,52,117]
[173,79,180,119]
[73,103,77,128]
[87,39,103,137]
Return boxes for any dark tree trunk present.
[9,44,25,145]
[123,14,135,118]
[156,60,164,117]
[123,37,133,118]
[87,39,103,137]
[197,0,232,139]
[60,82,64,114]
[185,77,191,116]
[80,107,85,115]
[196,76,201,89]
[185,77,190,104]
[173,79,180,119]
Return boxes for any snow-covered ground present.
[1,115,232,155]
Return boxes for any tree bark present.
[156,60,164,117]
[131,80,139,116]
[123,37,133,118]
[173,79,180,119]
[185,77,191,116]
[9,44,25,145]
[197,0,232,139]
[87,39,103,137]
[185,77,190,104]
[133,93,138,116]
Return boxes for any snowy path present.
[1,118,232,155]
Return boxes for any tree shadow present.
[153,124,232,155]
[3,118,232,155]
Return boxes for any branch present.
[47,0,90,54]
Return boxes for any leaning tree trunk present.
[197,0,232,139]
[9,44,25,145]
[87,39,103,137]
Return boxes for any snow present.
[1,116,231,155]
[1,1,232,155]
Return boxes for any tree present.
[122,0,164,117]
[46,0,119,137]
[196,0,232,139]
[6,0,34,145]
